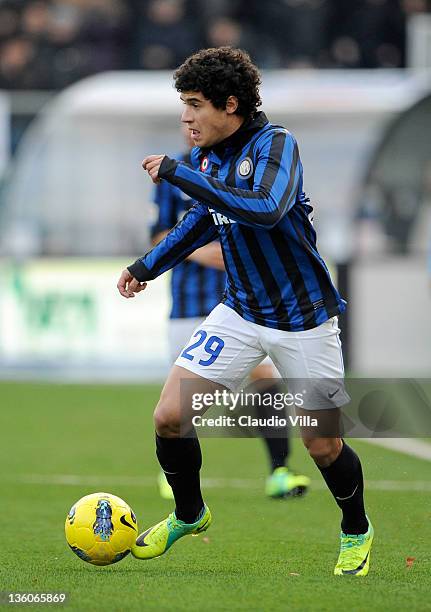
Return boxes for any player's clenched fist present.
[142,155,166,184]
[117,269,147,298]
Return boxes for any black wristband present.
[158,156,178,179]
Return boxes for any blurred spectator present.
[0,37,38,89]
[204,17,279,68]
[187,0,244,21]
[402,0,429,14]
[0,3,21,40]
[205,17,244,48]
[0,0,430,90]
[0,0,130,89]
[330,0,405,68]
[331,36,362,68]
[243,0,333,68]
[21,1,52,38]
[132,0,202,70]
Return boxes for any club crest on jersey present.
[200,156,209,172]
[208,208,236,226]
[237,157,253,179]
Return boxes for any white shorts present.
[174,303,348,410]
[169,315,272,368]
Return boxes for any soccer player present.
[118,47,374,576]
[151,126,310,500]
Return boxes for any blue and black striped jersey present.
[130,112,346,331]
[150,152,226,319]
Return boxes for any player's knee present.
[304,437,342,467]
[154,403,180,438]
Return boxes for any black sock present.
[156,432,204,524]
[318,442,368,535]
[254,383,290,472]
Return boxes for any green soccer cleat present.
[131,505,212,560]
[334,519,374,576]
[265,467,310,498]
[157,470,174,500]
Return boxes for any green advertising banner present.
[0,259,170,377]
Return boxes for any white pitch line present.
[362,438,431,461]
[2,474,431,492]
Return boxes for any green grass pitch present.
[0,382,430,611]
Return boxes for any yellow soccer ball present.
[65,492,138,566]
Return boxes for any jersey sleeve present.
[149,181,179,239]
[128,203,218,282]
[158,130,301,229]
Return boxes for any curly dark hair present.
[173,47,262,118]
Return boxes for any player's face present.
[180,92,239,148]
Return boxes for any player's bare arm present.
[123,204,219,289]
[152,231,224,271]
[187,242,225,270]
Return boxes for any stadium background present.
[0,2,431,611]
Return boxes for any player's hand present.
[117,269,147,298]
[142,155,165,184]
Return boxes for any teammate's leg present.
[250,363,290,472]
[249,362,310,497]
